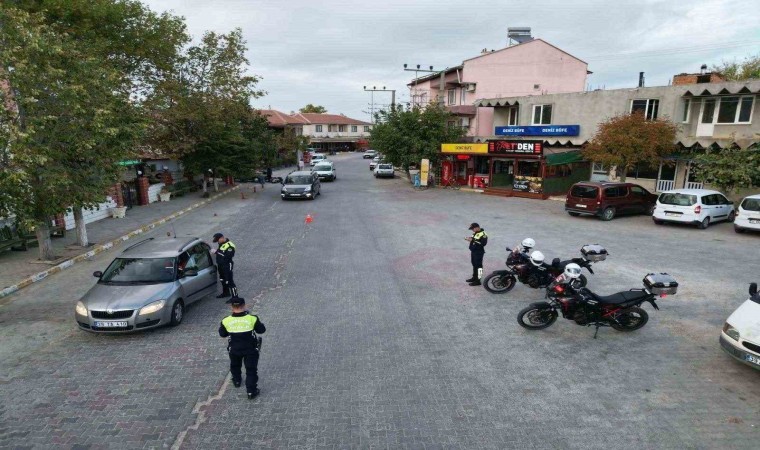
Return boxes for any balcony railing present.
[656,179,675,192]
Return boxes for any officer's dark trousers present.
[229,350,258,392]
[471,251,484,279]
[219,262,237,296]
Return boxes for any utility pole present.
[363,86,397,122]
[403,64,443,105]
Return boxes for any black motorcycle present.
[483,244,607,294]
[516,272,678,338]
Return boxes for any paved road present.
[1,154,759,449]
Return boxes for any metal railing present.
[656,179,675,192]
[685,181,704,189]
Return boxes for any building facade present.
[293,113,372,152]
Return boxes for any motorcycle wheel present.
[483,273,516,294]
[609,307,649,331]
[578,274,588,288]
[517,305,558,330]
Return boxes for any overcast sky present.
[143,0,760,121]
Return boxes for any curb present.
[0,186,241,300]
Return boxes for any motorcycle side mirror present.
[750,282,758,296]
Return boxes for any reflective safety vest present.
[222,314,257,333]
[220,241,236,251]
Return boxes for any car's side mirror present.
[750,282,758,296]
[93,271,103,278]
[183,268,199,277]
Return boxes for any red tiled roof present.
[293,113,372,126]
[257,109,308,127]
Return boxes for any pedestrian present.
[266,167,273,182]
[297,159,304,171]
[213,232,237,298]
[219,296,266,399]
[465,222,488,286]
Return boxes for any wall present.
[61,197,118,230]
[148,183,165,203]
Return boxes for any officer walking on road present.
[219,297,266,399]
[213,232,237,298]
[465,222,488,286]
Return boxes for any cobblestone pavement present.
[1,154,759,449]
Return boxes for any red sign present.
[488,140,543,155]
[441,160,453,185]
[456,154,471,161]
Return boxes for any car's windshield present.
[312,155,325,160]
[100,257,176,284]
[379,164,393,169]
[570,185,598,199]
[314,165,332,171]
[741,198,760,211]
[285,175,312,184]
[659,193,696,206]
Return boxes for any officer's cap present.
[468,222,480,230]
[226,296,245,305]
[212,233,224,243]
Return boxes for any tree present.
[581,112,678,182]
[711,54,760,81]
[370,104,465,171]
[692,145,760,194]
[299,104,327,114]
[275,128,309,166]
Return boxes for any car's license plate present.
[750,219,760,224]
[575,204,587,208]
[745,354,760,366]
[95,321,128,328]
[665,212,680,217]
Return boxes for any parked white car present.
[362,149,377,159]
[369,156,381,171]
[734,194,760,234]
[720,283,760,370]
[312,162,336,181]
[652,189,735,229]
[374,163,394,178]
[310,153,327,166]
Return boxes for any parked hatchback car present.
[75,238,217,333]
[310,153,327,166]
[374,163,394,178]
[363,149,377,159]
[369,156,382,171]
[565,182,657,221]
[720,282,760,370]
[734,194,760,234]
[312,162,336,181]
[653,189,735,229]
[281,171,321,200]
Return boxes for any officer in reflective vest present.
[219,297,266,399]
[465,222,488,286]
[213,232,237,298]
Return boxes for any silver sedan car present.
[75,237,218,333]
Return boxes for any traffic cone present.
[305,214,313,224]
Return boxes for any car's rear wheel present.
[601,207,616,221]
[647,204,656,215]
[735,226,745,233]
[698,217,710,229]
[169,300,184,326]
[653,219,664,225]
[567,211,580,217]
[728,210,736,222]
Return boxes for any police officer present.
[219,297,266,399]
[213,232,237,298]
[465,222,488,286]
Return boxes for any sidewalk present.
[0,184,242,295]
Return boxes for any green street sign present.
[118,159,141,166]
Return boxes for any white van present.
[652,189,735,229]
[734,194,760,233]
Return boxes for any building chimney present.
[700,64,707,74]
[638,72,645,88]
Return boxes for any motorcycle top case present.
[580,244,607,262]
[643,273,678,295]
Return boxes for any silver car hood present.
[282,184,311,189]
[81,282,176,310]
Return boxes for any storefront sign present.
[117,159,141,166]
[441,160,453,186]
[441,143,488,154]
[495,125,580,136]
[513,176,543,193]
[420,159,430,186]
[455,154,470,161]
[488,140,543,156]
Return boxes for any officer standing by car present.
[219,297,266,399]
[465,223,488,286]
[213,232,237,298]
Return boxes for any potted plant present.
[111,206,127,218]
[159,186,172,202]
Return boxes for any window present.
[659,193,696,206]
[460,88,466,105]
[625,163,659,179]
[571,185,598,199]
[447,120,457,128]
[630,186,647,196]
[715,194,730,205]
[741,197,760,211]
[364,126,370,132]
[604,186,626,198]
[328,125,336,132]
[701,195,716,206]
[351,125,357,132]
[631,99,659,120]
[447,90,456,105]
[592,162,607,174]
[181,244,211,271]
[508,106,519,126]
[532,104,552,125]
[338,125,347,132]
[717,96,754,124]
[680,99,691,123]
[315,125,323,132]
[701,98,716,123]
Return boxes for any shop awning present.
[545,150,584,166]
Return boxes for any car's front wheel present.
[600,207,616,221]
[698,217,710,229]
[169,300,184,326]
[728,210,736,222]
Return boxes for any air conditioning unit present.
[466,84,476,92]
[460,118,471,127]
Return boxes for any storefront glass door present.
[490,159,514,188]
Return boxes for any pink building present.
[408,38,589,138]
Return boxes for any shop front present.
[440,143,491,188]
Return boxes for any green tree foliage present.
[582,112,678,182]
[299,104,327,114]
[693,145,760,193]
[711,54,760,81]
[275,128,309,166]
[369,104,466,170]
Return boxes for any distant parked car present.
[310,153,327,166]
[369,156,381,171]
[374,163,394,178]
[363,149,377,159]
[565,182,657,221]
[734,194,760,234]
[281,171,321,200]
[720,282,760,370]
[312,162,336,181]
[653,189,735,229]
[75,238,217,333]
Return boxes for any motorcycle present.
[516,272,678,338]
[483,244,608,294]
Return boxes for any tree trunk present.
[202,175,208,194]
[74,208,89,247]
[212,169,219,192]
[35,221,55,261]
